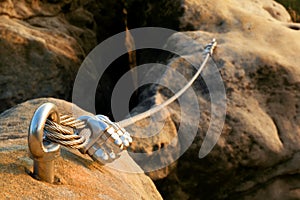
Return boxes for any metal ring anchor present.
[28,103,61,183]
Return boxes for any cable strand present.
[42,39,217,150]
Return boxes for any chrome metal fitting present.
[204,38,217,55]
[28,103,61,183]
[78,115,132,164]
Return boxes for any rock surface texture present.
[126,0,300,199]
[1,0,300,199]
[0,0,98,113]
[0,0,133,114]
[0,98,162,200]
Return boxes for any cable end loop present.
[204,38,217,56]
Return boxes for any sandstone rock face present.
[126,0,300,199]
[0,0,98,113]
[276,0,300,22]
[0,0,135,115]
[1,0,300,199]
[0,98,162,200]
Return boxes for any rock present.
[126,0,291,30]
[179,0,292,31]
[0,0,99,113]
[0,98,162,200]
[1,0,299,199]
[125,0,300,199]
[276,0,300,22]
[0,0,135,115]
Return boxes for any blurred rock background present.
[0,0,300,199]
[125,0,300,199]
[276,0,300,22]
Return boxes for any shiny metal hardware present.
[204,38,217,55]
[78,115,132,164]
[28,103,61,183]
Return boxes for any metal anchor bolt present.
[28,103,61,183]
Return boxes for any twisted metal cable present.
[118,39,217,127]
[44,130,87,149]
[44,115,88,149]
[43,39,217,149]
[60,115,86,128]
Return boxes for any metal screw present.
[28,103,61,183]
